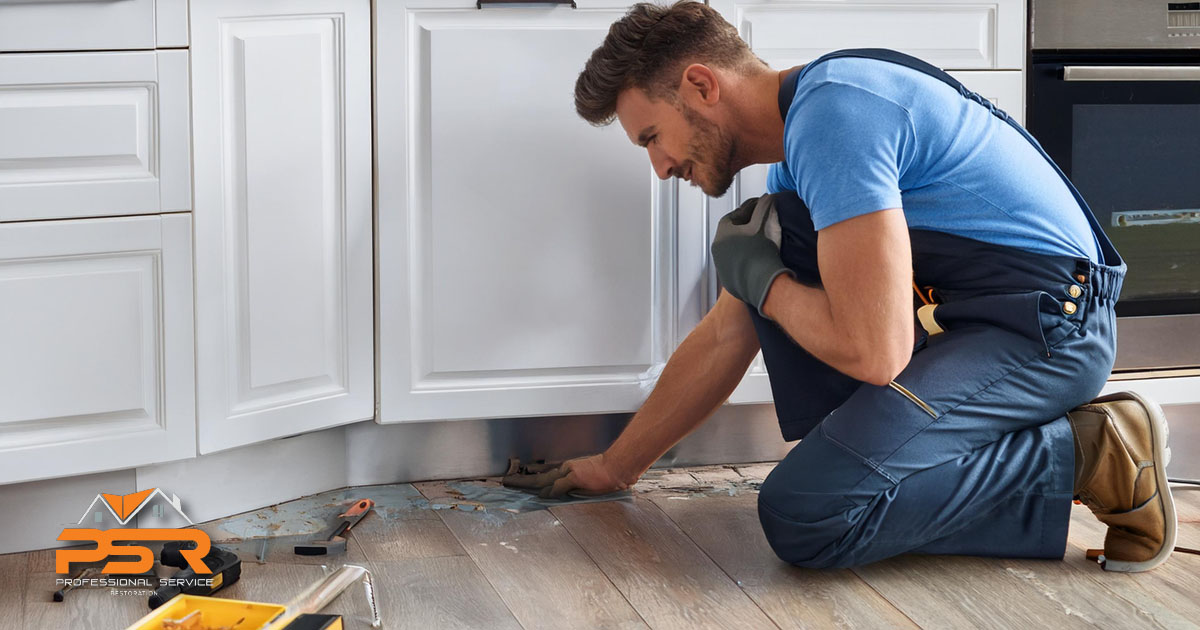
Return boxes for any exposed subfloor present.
[4,463,1199,629]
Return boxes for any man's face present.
[615,88,737,198]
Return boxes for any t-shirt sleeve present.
[784,81,913,230]
[766,162,794,194]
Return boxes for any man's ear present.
[681,63,720,105]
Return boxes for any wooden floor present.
[3,463,1199,630]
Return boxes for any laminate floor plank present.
[0,553,27,630]
[413,481,647,630]
[1060,491,1200,629]
[649,492,918,630]
[550,498,778,630]
[1171,486,1200,549]
[25,569,149,630]
[350,513,468,562]
[368,556,523,630]
[25,549,56,573]
[852,540,1171,630]
[845,479,1200,630]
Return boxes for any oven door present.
[1029,54,1200,372]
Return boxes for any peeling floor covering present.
[3,463,1198,629]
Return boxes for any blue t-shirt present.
[767,57,1101,262]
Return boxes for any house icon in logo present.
[76,488,195,528]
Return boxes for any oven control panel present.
[1033,0,1200,49]
[1169,3,1200,29]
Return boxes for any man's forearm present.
[760,275,864,378]
[761,273,912,386]
[759,210,915,386]
[602,295,760,485]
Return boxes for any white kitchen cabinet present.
[0,50,192,222]
[376,0,694,422]
[0,0,188,52]
[0,215,196,485]
[191,0,374,452]
[709,0,1024,70]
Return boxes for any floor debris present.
[195,463,773,558]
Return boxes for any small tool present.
[294,499,374,556]
[149,542,242,609]
[55,564,155,602]
[53,566,99,602]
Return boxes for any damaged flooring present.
[2,462,1199,629]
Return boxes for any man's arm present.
[535,288,761,497]
[761,207,913,386]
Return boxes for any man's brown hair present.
[574,1,759,126]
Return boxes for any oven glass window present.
[1071,104,1200,304]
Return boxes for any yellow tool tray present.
[125,594,286,630]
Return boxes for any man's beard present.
[680,104,738,198]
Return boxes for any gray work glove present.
[711,194,793,318]
[501,455,629,499]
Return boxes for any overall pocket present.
[929,290,1080,356]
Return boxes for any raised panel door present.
[191,0,374,452]
[376,0,692,422]
[0,215,195,484]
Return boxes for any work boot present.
[1069,391,1177,572]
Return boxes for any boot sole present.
[1094,390,1177,573]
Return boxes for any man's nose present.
[648,146,676,180]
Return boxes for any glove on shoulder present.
[711,194,793,318]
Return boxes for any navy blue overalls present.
[751,49,1127,568]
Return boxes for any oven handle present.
[1064,66,1200,82]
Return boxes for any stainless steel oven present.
[1029,0,1200,373]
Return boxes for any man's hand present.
[503,454,631,499]
[711,195,793,318]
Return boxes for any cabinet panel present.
[378,1,682,422]
[0,50,192,221]
[0,215,195,485]
[191,0,373,452]
[0,0,156,52]
[711,0,1024,70]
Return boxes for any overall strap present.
[778,66,803,122]
[779,48,1120,267]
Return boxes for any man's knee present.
[757,467,853,569]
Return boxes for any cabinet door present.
[191,0,374,452]
[0,215,195,485]
[377,0,690,422]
